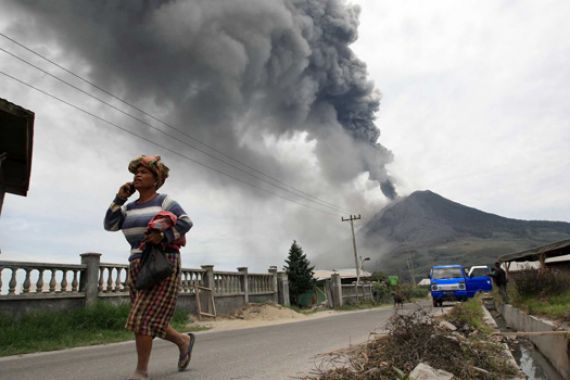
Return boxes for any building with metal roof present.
[0,98,34,215]
[498,239,570,273]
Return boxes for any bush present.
[401,284,429,300]
[446,297,491,334]
[372,281,392,303]
[512,268,570,298]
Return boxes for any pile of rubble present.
[303,307,520,380]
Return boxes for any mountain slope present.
[361,190,570,280]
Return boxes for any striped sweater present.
[104,193,193,260]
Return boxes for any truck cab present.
[430,265,469,307]
[430,264,493,307]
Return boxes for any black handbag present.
[135,244,174,290]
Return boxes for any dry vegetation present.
[302,303,519,380]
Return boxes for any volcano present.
[360,190,570,280]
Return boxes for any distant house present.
[417,278,431,287]
[544,254,570,273]
[0,98,35,215]
[314,269,372,284]
[498,239,570,274]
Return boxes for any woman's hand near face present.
[117,182,135,200]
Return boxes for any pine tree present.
[284,240,315,306]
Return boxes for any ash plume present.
[7,0,397,200]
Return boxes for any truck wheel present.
[432,299,439,307]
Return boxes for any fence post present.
[277,271,290,306]
[238,267,249,304]
[80,252,101,307]
[268,266,278,304]
[201,265,215,292]
[331,273,343,308]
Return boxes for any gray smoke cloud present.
[7,0,397,199]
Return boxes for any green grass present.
[446,296,492,335]
[0,302,203,357]
[515,290,570,321]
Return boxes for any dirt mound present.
[230,303,304,321]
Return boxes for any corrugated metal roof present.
[314,269,372,281]
[498,239,570,263]
[0,97,35,197]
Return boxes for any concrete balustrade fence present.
[0,253,290,319]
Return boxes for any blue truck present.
[429,264,493,307]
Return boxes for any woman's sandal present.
[178,332,195,371]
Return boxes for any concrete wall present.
[250,293,277,304]
[501,304,570,380]
[1,294,85,319]
[341,283,373,305]
[213,294,246,316]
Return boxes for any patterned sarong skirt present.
[126,252,180,338]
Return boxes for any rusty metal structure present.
[0,97,34,215]
[498,238,570,272]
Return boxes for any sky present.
[0,0,569,274]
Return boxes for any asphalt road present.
[0,302,430,380]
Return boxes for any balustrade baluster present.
[106,267,113,292]
[61,270,68,292]
[98,267,104,292]
[36,269,44,293]
[23,269,31,293]
[49,269,56,292]
[9,268,17,295]
[72,269,79,292]
[124,270,129,290]
[121,268,127,291]
[114,268,122,292]
[182,272,189,292]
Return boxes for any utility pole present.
[341,214,362,287]
[406,251,417,286]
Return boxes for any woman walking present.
[104,155,195,380]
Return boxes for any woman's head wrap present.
[128,155,170,189]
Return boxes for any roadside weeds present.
[301,299,521,380]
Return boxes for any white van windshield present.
[432,268,463,279]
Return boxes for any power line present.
[0,32,349,214]
[0,70,342,217]
[0,46,345,214]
